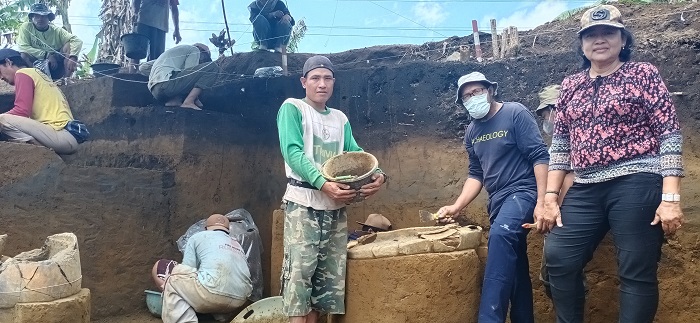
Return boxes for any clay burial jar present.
[0,233,82,308]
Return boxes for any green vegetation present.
[287,18,307,53]
[0,0,33,34]
[0,0,73,35]
[74,34,99,79]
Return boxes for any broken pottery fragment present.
[0,233,82,308]
[347,224,482,259]
[397,238,432,255]
[371,242,401,258]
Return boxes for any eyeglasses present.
[460,87,487,102]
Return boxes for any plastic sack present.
[254,66,284,78]
[176,208,264,301]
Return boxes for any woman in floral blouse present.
[537,5,684,323]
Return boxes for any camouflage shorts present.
[280,201,348,316]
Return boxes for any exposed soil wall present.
[339,249,482,323]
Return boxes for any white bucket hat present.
[455,72,498,104]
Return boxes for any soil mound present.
[215,2,700,77]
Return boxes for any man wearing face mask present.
[534,84,580,300]
[535,85,559,136]
[437,72,549,323]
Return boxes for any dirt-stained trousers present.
[479,190,536,323]
[544,173,664,323]
[0,114,78,154]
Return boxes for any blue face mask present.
[463,93,490,119]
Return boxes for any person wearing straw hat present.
[155,214,252,323]
[248,0,294,52]
[276,55,386,323]
[437,71,549,323]
[541,5,684,322]
[16,3,82,80]
[0,48,87,154]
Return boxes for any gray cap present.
[455,72,498,104]
[303,55,334,77]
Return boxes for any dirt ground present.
[92,313,160,323]
[93,312,221,323]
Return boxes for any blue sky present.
[61,0,597,56]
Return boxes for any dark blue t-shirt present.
[465,102,549,213]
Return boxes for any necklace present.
[589,61,623,78]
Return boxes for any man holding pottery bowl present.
[276,55,387,323]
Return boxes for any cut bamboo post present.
[490,19,499,59]
[472,20,483,62]
[500,27,509,58]
[509,26,520,56]
[281,46,288,76]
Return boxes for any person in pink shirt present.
[0,48,87,154]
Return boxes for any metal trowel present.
[419,210,439,223]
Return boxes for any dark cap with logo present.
[579,5,624,34]
[302,55,334,77]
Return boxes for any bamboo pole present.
[501,27,510,58]
[471,20,482,62]
[509,26,519,56]
[490,19,499,59]
[281,46,288,76]
[221,0,234,56]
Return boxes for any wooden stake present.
[500,27,509,58]
[471,20,482,62]
[281,46,288,76]
[490,19,499,59]
[510,26,520,56]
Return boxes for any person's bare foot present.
[165,97,183,107]
[180,102,202,110]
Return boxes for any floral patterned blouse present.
[549,61,684,183]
